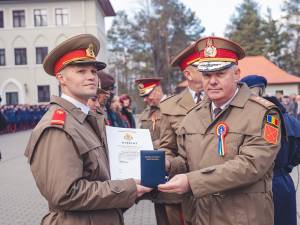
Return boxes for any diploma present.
[105,126,154,180]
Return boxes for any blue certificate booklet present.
[141,150,166,188]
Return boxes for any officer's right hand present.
[134,179,152,197]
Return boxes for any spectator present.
[119,94,136,128]
[109,96,128,128]
[275,90,284,102]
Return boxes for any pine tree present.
[225,0,266,56]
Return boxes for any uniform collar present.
[188,87,204,103]
[61,94,90,115]
[50,95,87,124]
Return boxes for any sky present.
[105,0,284,36]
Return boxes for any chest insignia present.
[51,109,66,126]
[215,122,229,157]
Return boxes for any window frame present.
[55,8,69,26]
[37,85,50,103]
[13,9,26,27]
[34,8,47,27]
[0,49,5,66]
[14,48,27,65]
[36,47,48,64]
[0,11,4,28]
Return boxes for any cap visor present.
[198,62,235,72]
[69,60,106,70]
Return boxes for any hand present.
[134,179,153,197]
[165,159,171,172]
[158,174,190,194]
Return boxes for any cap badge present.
[204,38,217,58]
[86,44,95,58]
[138,83,144,90]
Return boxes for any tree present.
[225,0,266,56]
[107,0,205,96]
[281,0,300,75]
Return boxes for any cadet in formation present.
[159,41,203,225]
[25,34,151,225]
[159,36,281,225]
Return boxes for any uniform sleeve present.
[168,126,189,177]
[159,114,177,158]
[187,109,281,198]
[30,128,137,211]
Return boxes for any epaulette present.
[50,109,66,126]
[249,95,274,108]
[160,94,176,104]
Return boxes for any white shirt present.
[211,88,239,119]
[188,87,204,103]
[61,94,90,115]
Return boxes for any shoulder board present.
[50,109,66,126]
[249,95,275,108]
[160,94,176,104]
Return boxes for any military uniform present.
[25,34,137,225]
[169,37,281,225]
[136,78,184,225]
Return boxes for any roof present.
[239,56,300,85]
[0,0,116,17]
[177,56,300,87]
[98,0,116,17]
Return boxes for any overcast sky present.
[105,0,283,36]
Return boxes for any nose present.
[209,74,218,85]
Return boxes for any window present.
[38,85,50,102]
[0,49,5,66]
[36,47,48,64]
[14,48,27,65]
[6,92,19,105]
[34,9,47,26]
[0,11,4,28]
[55,8,68,25]
[13,10,25,27]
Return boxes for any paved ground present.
[0,130,157,225]
[1,130,300,225]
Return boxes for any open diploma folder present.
[141,150,166,188]
[106,126,154,180]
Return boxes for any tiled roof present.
[239,56,300,84]
[177,56,300,87]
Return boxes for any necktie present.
[213,107,222,119]
[195,92,201,103]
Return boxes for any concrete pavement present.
[0,130,156,225]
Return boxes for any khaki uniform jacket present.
[25,96,137,225]
[172,84,281,225]
[159,89,196,219]
[139,105,161,149]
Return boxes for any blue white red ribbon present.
[215,122,229,156]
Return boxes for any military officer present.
[24,34,151,225]
[159,41,203,225]
[136,77,178,225]
[159,36,281,225]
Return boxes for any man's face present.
[143,86,163,107]
[97,92,110,106]
[201,66,240,106]
[57,65,98,104]
[184,66,203,93]
[87,97,99,111]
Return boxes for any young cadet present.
[25,34,151,225]
[159,41,203,225]
[159,36,281,225]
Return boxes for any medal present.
[215,122,229,156]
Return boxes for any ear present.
[56,73,66,86]
[183,70,192,81]
[233,67,241,82]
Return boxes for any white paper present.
[105,126,154,180]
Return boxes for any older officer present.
[25,34,151,225]
[159,41,203,225]
[240,75,298,225]
[136,77,175,225]
[159,36,281,225]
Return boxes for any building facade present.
[0,0,115,105]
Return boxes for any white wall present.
[0,0,109,104]
[266,84,299,96]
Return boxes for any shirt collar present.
[61,94,90,115]
[188,87,204,103]
[211,87,239,112]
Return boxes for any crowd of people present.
[1,33,300,225]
